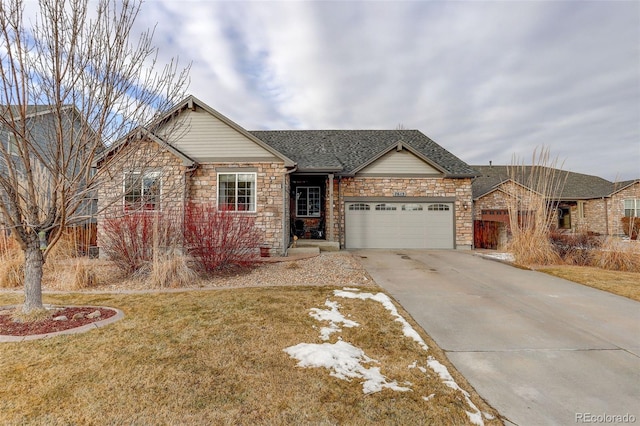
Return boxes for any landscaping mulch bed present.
[0,307,116,336]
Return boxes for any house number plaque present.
[393,191,406,197]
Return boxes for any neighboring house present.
[0,105,98,246]
[95,96,477,255]
[472,165,640,248]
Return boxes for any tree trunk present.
[23,242,45,313]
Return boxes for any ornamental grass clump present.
[149,254,198,288]
[0,235,23,288]
[505,148,568,267]
[68,259,100,290]
[593,238,640,272]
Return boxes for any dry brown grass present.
[0,235,23,289]
[149,255,199,288]
[592,240,640,272]
[0,258,24,289]
[538,266,640,302]
[0,288,500,425]
[69,259,99,290]
[507,229,561,266]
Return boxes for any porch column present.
[328,173,334,241]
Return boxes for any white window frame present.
[624,199,640,217]
[123,171,161,212]
[296,186,321,217]
[578,201,586,219]
[7,133,18,156]
[217,172,257,212]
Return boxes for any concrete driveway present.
[356,249,640,426]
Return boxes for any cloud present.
[137,0,639,180]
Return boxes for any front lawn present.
[0,287,500,425]
[537,266,640,302]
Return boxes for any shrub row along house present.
[93,96,639,256]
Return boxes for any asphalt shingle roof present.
[471,165,617,200]
[251,130,477,177]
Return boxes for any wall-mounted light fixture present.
[463,202,469,210]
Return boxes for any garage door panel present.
[345,202,453,249]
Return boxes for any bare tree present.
[0,0,189,313]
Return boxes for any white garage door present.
[345,202,454,249]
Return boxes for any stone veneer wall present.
[569,199,607,234]
[97,140,288,256]
[473,190,510,220]
[331,176,473,249]
[608,182,640,236]
[96,140,187,255]
[189,162,288,254]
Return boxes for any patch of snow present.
[427,356,484,425]
[483,412,496,420]
[481,252,514,262]
[284,341,411,394]
[408,361,427,373]
[423,393,435,401]
[334,290,429,351]
[310,300,359,341]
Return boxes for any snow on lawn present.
[284,287,487,426]
[309,300,359,341]
[283,340,411,394]
[480,252,514,262]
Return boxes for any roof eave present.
[296,167,343,174]
[444,173,479,179]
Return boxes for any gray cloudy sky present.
[137,1,639,181]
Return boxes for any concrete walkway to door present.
[356,249,640,426]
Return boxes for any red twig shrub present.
[100,212,180,273]
[621,217,639,240]
[183,203,261,273]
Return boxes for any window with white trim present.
[218,172,256,212]
[124,171,161,211]
[578,201,586,219]
[296,186,321,217]
[624,199,640,217]
[7,134,18,156]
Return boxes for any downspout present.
[328,173,334,241]
[182,163,198,244]
[337,176,343,248]
[283,166,298,255]
[603,197,609,236]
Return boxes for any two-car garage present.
[344,201,455,249]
